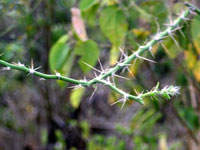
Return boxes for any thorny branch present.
[0,3,200,107]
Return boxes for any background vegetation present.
[0,0,200,150]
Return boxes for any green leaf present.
[172,2,185,14]
[41,128,48,145]
[193,61,200,82]
[82,3,100,27]
[75,40,99,73]
[49,34,74,87]
[80,121,90,139]
[55,130,66,149]
[184,46,197,70]
[141,1,168,25]
[103,0,117,5]
[177,106,199,130]
[49,35,69,71]
[191,15,200,55]
[155,82,159,90]
[80,0,97,11]
[110,45,120,65]
[0,41,23,61]
[70,88,85,109]
[162,92,170,100]
[162,38,182,59]
[131,1,153,23]
[57,52,75,87]
[191,15,200,39]
[99,5,128,47]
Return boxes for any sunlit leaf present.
[193,39,200,55]
[110,45,119,65]
[108,91,117,104]
[129,58,142,76]
[70,88,85,109]
[159,134,168,150]
[193,61,200,82]
[184,45,197,69]
[172,2,186,14]
[102,0,118,5]
[132,28,151,40]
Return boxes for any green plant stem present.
[185,2,200,15]
[140,91,161,98]
[0,59,144,104]
[0,60,87,85]
[96,79,144,104]
[0,3,199,104]
[86,7,191,86]
[86,2,200,86]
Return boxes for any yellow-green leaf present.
[132,28,150,40]
[162,38,182,59]
[110,45,119,65]
[191,15,200,55]
[193,61,200,82]
[184,46,197,70]
[70,88,85,108]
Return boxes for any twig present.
[0,3,199,106]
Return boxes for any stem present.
[0,60,87,85]
[185,2,200,15]
[86,7,191,86]
[140,91,161,98]
[0,3,199,104]
[96,79,144,104]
